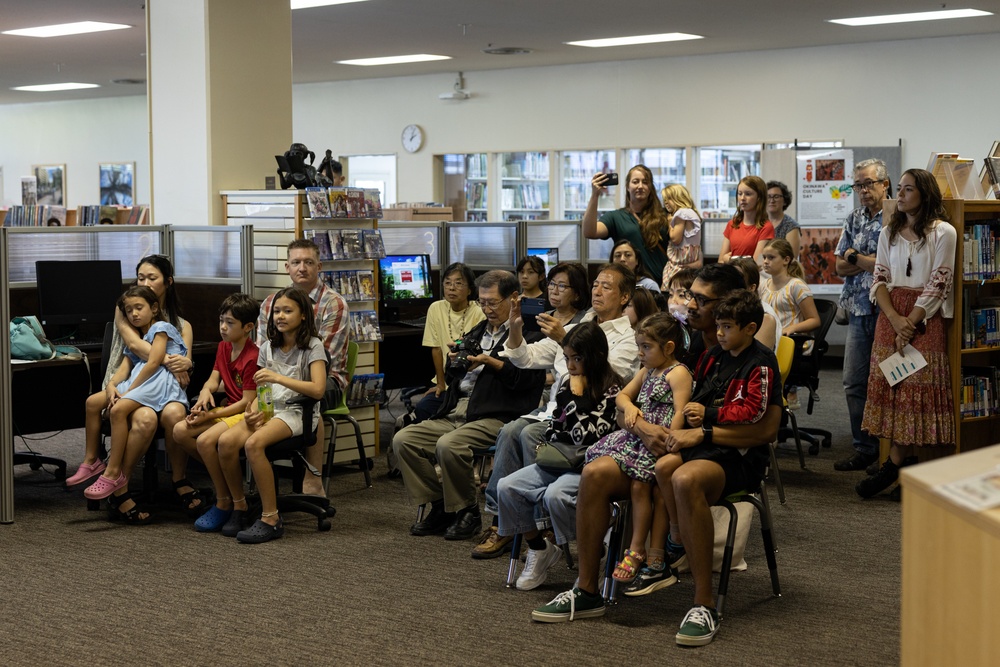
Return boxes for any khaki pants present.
[391,398,503,513]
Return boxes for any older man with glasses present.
[394,270,547,541]
[833,158,891,473]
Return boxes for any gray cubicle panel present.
[377,221,444,268]
[586,237,615,264]
[0,227,12,523]
[446,222,517,270]
[167,225,255,295]
[523,220,583,264]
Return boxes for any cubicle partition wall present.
[1,228,13,523]
[378,222,445,269]
[446,222,518,271]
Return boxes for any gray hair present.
[476,269,519,298]
[854,158,888,182]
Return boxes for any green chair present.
[321,341,373,490]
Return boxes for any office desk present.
[900,445,1000,666]
[380,324,433,391]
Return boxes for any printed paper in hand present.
[935,467,1000,512]
[878,344,927,387]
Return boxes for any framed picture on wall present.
[32,164,66,206]
[99,162,135,206]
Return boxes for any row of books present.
[80,204,149,226]
[465,181,487,209]
[321,269,376,302]
[349,310,383,342]
[500,154,548,180]
[3,205,67,227]
[959,366,1000,417]
[963,224,1000,280]
[501,183,547,210]
[305,187,383,219]
[347,373,385,408]
[961,297,1000,349]
[304,228,385,261]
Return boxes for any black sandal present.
[107,492,154,525]
[173,478,210,518]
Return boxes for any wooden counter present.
[900,444,1000,666]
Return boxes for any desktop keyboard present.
[394,318,427,329]
[58,337,104,350]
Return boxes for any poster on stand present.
[796,149,854,225]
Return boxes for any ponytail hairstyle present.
[636,311,688,358]
[135,254,183,329]
[267,286,320,350]
[624,164,671,251]
[560,320,624,404]
[733,175,768,229]
[764,238,805,280]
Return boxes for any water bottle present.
[257,384,274,422]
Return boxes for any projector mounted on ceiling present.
[439,72,471,101]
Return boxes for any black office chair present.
[777,299,837,456]
[258,398,337,532]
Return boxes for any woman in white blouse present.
[857,169,956,499]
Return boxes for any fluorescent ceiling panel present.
[291,0,370,9]
[338,54,452,66]
[2,21,130,38]
[567,32,703,48]
[12,82,101,92]
[829,8,992,26]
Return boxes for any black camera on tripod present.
[449,338,483,374]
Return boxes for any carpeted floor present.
[0,367,900,666]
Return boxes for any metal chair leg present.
[505,533,523,588]
[768,443,786,505]
[715,500,740,618]
[601,500,630,604]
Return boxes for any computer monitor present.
[35,260,125,327]
[378,254,434,308]
[527,247,559,275]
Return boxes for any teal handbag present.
[10,316,57,360]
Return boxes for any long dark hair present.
[135,254,183,329]
[116,285,164,328]
[267,287,319,350]
[888,168,949,249]
[610,238,654,282]
[561,320,624,404]
[624,164,671,251]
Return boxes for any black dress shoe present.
[444,505,482,541]
[856,459,899,499]
[834,451,878,472]
[410,503,454,536]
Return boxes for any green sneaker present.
[676,605,720,646]
[531,587,606,623]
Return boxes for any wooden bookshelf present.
[944,198,1000,452]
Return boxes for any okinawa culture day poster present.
[796,149,854,225]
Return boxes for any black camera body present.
[449,338,483,374]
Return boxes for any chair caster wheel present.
[29,462,41,471]
[808,443,819,456]
[319,518,332,531]
[325,506,337,518]
[822,438,832,448]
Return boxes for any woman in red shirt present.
[718,175,774,264]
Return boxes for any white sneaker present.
[517,541,562,591]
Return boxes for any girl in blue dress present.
[82,286,189,521]
[586,312,692,582]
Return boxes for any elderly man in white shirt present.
[471,263,640,559]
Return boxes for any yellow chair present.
[770,336,805,504]
[321,341,373,491]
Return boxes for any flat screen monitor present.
[35,260,125,327]
[378,254,434,307]
[527,247,559,275]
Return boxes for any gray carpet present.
[0,366,900,666]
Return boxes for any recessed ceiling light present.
[567,32,703,48]
[829,8,992,26]
[12,82,101,92]
[337,54,452,66]
[291,0,370,9]
[1,21,130,38]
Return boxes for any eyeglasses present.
[687,292,721,307]
[478,298,506,311]
[443,280,467,289]
[671,288,693,301]
[548,282,571,292]
[766,194,784,201]
[851,179,885,192]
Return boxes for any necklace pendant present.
[906,257,912,277]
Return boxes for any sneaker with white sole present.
[517,541,562,590]
[531,587,605,623]
[623,564,678,597]
[675,605,720,646]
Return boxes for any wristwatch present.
[701,424,713,446]
[846,250,859,265]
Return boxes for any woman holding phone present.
[582,165,672,280]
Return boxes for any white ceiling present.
[1,0,998,106]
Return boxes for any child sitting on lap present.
[172,293,260,533]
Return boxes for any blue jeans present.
[496,465,580,545]
[484,417,547,515]
[843,312,879,455]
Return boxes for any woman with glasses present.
[718,175,774,264]
[541,262,590,331]
[766,181,801,258]
[413,262,486,422]
[583,165,672,280]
